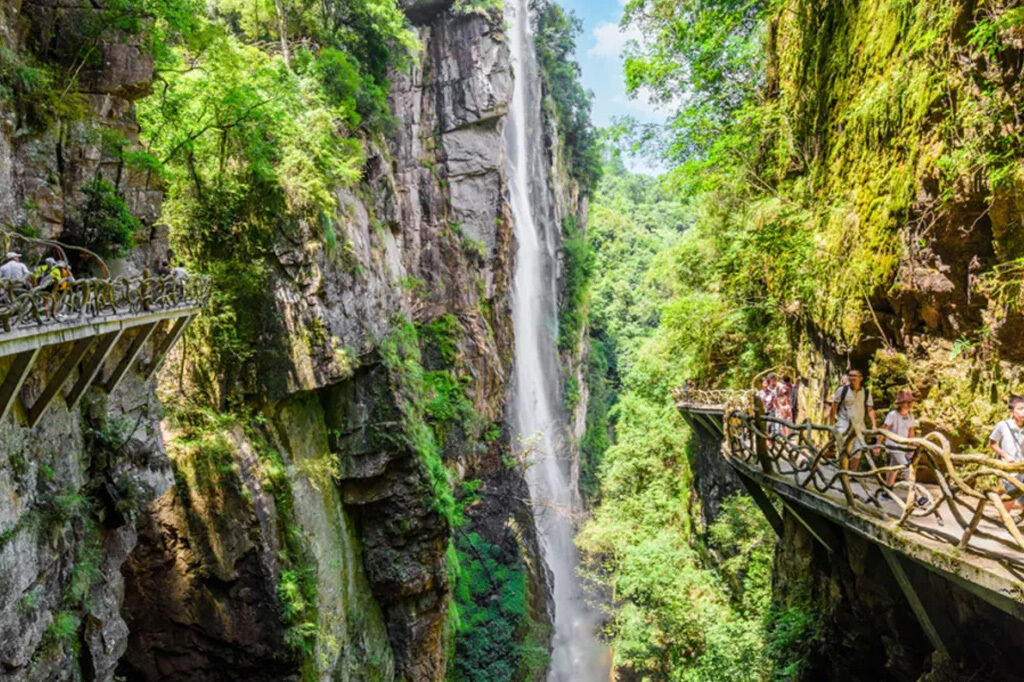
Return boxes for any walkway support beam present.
[65,330,122,410]
[778,498,838,553]
[0,347,41,422]
[27,337,96,426]
[880,546,959,658]
[736,470,784,537]
[102,322,158,394]
[141,315,191,381]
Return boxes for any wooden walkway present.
[0,275,209,426]
[676,400,1024,630]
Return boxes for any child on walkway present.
[881,390,917,487]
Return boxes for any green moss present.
[420,314,462,366]
[447,532,550,682]
[43,611,81,648]
[379,319,459,525]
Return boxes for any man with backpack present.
[988,396,1024,512]
[829,368,876,469]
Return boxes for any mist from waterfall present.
[505,0,610,678]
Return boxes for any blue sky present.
[557,0,667,128]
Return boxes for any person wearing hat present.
[32,257,60,288]
[880,390,917,487]
[0,251,30,304]
[53,260,73,288]
[0,252,30,281]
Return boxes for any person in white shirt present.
[828,368,876,470]
[989,396,1024,512]
[880,390,917,487]
[0,252,31,302]
[0,252,31,281]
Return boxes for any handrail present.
[705,394,1024,559]
[0,273,212,333]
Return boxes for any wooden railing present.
[0,274,211,333]
[720,398,1024,558]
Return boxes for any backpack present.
[837,384,870,416]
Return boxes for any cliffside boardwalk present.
[675,387,1024,657]
[0,273,210,426]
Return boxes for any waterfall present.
[505,0,610,678]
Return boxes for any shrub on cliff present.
[63,178,140,259]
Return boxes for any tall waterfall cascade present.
[505,0,610,678]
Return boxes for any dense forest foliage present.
[578,161,812,679]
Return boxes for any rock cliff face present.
[119,4,550,681]
[0,1,566,680]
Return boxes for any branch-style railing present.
[0,274,212,333]
[714,395,1024,560]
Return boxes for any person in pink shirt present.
[880,390,916,487]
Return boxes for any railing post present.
[753,392,773,474]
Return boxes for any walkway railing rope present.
[677,388,1024,564]
[0,274,212,333]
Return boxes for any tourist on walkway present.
[0,252,30,304]
[54,260,73,287]
[829,368,876,469]
[757,378,776,415]
[988,396,1024,511]
[777,390,793,435]
[880,390,917,487]
[0,252,30,281]
[32,257,60,288]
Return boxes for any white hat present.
[4,252,20,261]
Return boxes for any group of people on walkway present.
[756,373,803,432]
[753,366,1024,510]
[0,252,73,286]
[0,252,75,308]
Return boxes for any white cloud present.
[588,21,641,58]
